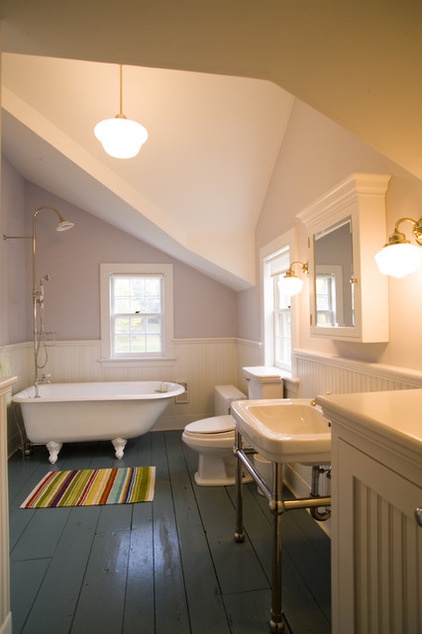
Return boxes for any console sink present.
[231,398,331,464]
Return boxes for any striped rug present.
[20,466,156,508]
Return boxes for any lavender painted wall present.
[5,98,422,376]
[256,100,400,251]
[242,99,422,372]
[0,158,27,346]
[2,162,238,344]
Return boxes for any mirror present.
[314,217,354,328]
[297,173,390,342]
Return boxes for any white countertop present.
[317,389,422,456]
[0,376,17,393]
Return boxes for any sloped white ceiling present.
[2,54,294,290]
[2,1,422,289]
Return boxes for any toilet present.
[182,367,283,486]
[182,384,246,486]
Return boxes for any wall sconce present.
[278,261,309,296]
[375,216,422,278]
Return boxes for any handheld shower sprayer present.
[38,274,50,304]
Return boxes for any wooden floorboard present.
[8,431,331,633]
[150,431,191,633]
[10,558,50,634]
[72,529,131,634]
[22,507,100,634]
[165,432,231,634]
[124,518,155,633]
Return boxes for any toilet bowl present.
[182,385,247,486]
[182,415,239,486]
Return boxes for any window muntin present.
[100,263,174,362]
[111,274,164,356]
[262,241,293,372]
[273,274,292,370]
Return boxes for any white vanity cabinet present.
[317,389,422,634]
[0,377,16,634]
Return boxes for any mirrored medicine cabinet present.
[297,173,391,342]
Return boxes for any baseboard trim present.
[0,612,12,634]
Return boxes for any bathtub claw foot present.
[112,437,127,460]
[47,441,62,464]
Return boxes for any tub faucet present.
[34,373,51,398]
[36,373,51,385]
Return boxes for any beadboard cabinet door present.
[0,377,16,634]
[333,438,422,634]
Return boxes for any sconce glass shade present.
[375,242,422,278]
[94,116,148,159]
[278,273,304,297]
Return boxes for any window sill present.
[98,356,177,368]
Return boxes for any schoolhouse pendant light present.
[94,65,148,159]
[375,216,422,278]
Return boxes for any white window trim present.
[260,229,299,372]
[99,263,175,366]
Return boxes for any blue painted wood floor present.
[8,431,331,633]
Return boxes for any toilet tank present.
[214,385,246,415]
[243,366,284,399]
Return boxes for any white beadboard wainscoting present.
[292,349,422,397]
[235,338,264,393]
[3,338,263,456]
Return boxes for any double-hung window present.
[111,274,163,356]
[273,270,292,370]
[261,229,297,373]
[100,263,174,362]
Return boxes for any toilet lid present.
[185,415,235,434]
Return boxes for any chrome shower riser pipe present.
[3,206,74,389]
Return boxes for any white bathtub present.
[13,381,185,463]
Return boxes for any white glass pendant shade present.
[375,242,422,278]
[278,274,304,297]
[94,116,148,159]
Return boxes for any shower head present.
[31,206,74,232]
[56,219,74,232]
[3,206,75,240]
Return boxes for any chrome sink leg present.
[234,429,245,542]
[232,435,330,631]
[269,462,286,632]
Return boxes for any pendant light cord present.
[94,63,148,157]
[119,65,124,117]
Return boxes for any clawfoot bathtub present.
[13,381,185,463]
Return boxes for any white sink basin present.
[231,398,331,464]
